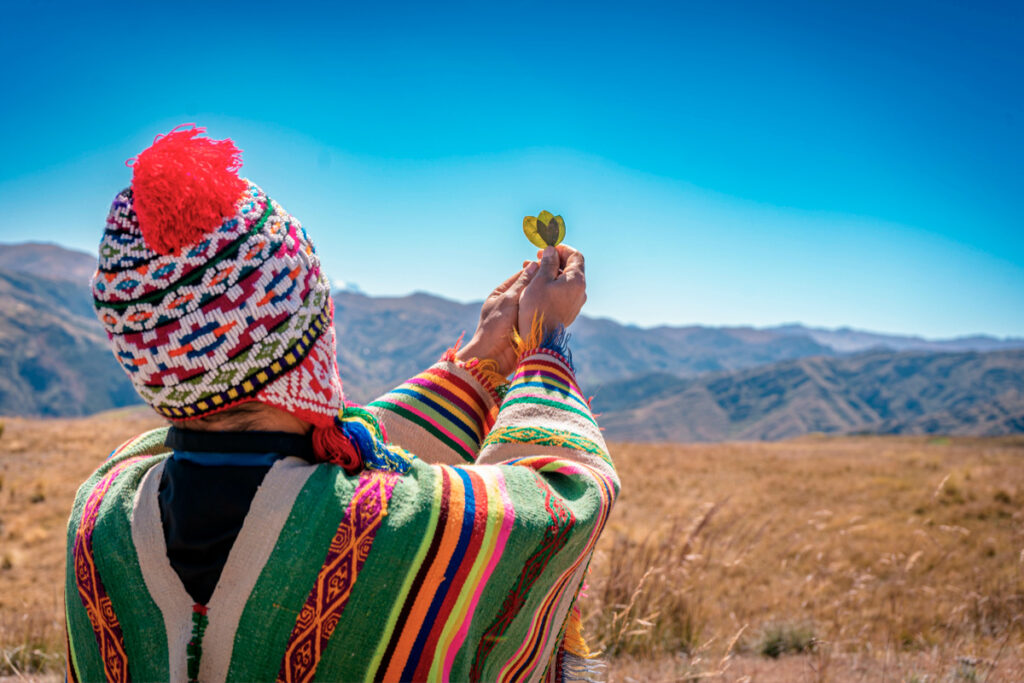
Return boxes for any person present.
[65,126,618,683]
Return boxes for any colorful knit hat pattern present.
[92,126,362,465]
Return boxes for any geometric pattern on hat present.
[256,311,344,426]
[97,185,278,333]
[95,187,271,305]
[93,181,345,424]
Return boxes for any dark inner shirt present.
[158,427,316,605]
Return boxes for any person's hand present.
[518,244,586,340]
[456,263,539,376]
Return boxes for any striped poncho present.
[65,345,618,682]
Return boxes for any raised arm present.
[475,245,609,475]
[468,245,616,678]
[366,265,538,465]
[365,354,503,465]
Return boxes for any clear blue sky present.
[1,0,1021,338]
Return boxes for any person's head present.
[92,125,358,463]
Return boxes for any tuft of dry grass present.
[0,611,63,677]
[589,503,721,659]
[1,412,1023,680]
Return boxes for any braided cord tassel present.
[313,404,413,473]
[186,604,209,683]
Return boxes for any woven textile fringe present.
[441,334,511,402]
[556,600,605,682]
[512,313,576,373]
[561,604,590,657]
[559,652,606,683]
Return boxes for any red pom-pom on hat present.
[127,124,247,255]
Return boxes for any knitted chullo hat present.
[92,125,371,471]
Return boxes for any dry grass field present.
[1,412,1022,681]
[590,437,1024,681]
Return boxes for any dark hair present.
[170,402,269,432]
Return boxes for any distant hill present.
[594,350,1024,442]
[332,292,841,401]
[332,293,1024,401]
[1,240,1023,442]
[0,242,96,287]
[334,291,481,400]
[0,269,138,416]
[769,323,1024,354]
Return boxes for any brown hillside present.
[0,271,138,416]
[0,243,96,286]
[598,349,1024,442]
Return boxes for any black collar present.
[164,427,316,462]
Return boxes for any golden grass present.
[0,410,160,678]
[1,413,1022,680]
[586,436,1024,681]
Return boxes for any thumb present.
[536,246,559,282]
[507,261,539,296]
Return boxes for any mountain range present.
[1,241,1022,440]
[0,268,139,416]
[596,349,1024,441]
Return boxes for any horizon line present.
[2,239,1022,344]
